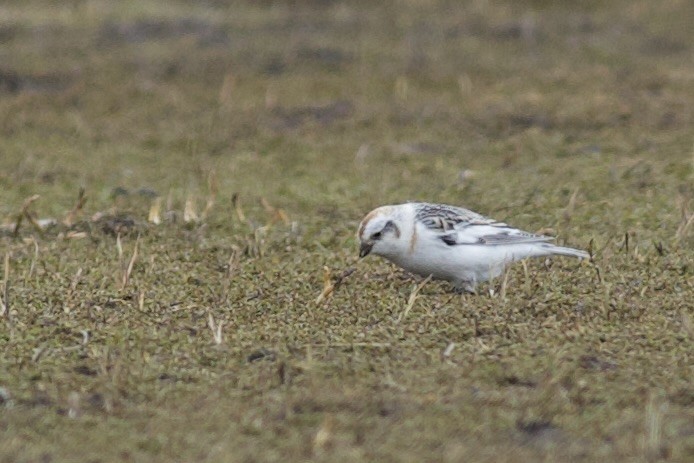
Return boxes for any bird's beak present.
[359,242,373,258]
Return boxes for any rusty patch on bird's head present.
[357,206,392,239]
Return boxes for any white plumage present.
[357,202,589,292]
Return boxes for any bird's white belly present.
[390,244,516,284]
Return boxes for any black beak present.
[359,242,373,258]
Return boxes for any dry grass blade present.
[120,236,139,290]
[315,267,355,304]
[13,194,41,236]
[148,197,162,225]
[201,171,218,220]
[225,248,239,279]
[63,267,82,313]
[588,238,595,261]
[70,268,83,292]
[64,267,83,314]
[184,196,199,223]
[675,210,693,243]
[398,274,432,323]
[261,197,275,215]
[276,209,290,224]
[442,342,455,358]
[207,313,224,345]
[260,198,277,225]
[315,266,334,304]
[563,187,580,222]
[232,193,246,223]
[622,231,630,254]
[63,187,87,226]
[25,214,45,235]
[674,194,692,244]
[521,259,533,294]
[116,233,123,260]
[220,248,240,305]
[166,189,174,213]
[65,231,87,240]
[312,414,334,455]
[499,266,510,300]
[593,262,603,284]
[67,391,81,419]
[25,239,39,282]
[261,197,290,225]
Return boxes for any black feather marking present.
[383,220,400,238]
[415,203,495,232]
[441,234,486,246]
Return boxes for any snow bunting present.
[358,202,589,293]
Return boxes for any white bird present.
[358,202,589,293]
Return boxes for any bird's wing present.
[414,203,553,246]
[414,203,494,231]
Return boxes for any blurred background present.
[1,0,691,227]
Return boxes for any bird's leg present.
[452,279,477,295]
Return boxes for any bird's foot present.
[451,280,477,295]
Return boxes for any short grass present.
[0,1,692,462]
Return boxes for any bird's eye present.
[371,231,382,240]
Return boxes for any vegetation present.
[0,0,691,461]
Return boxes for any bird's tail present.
[543,244,590,260]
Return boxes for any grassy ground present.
[0,0,692,461]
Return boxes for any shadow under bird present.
[358,202,589,293]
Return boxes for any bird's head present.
[357,206,403,259]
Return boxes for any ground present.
[0,0,692,462]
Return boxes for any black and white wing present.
[414,203,553,246]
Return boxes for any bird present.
[357,202,590,293]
